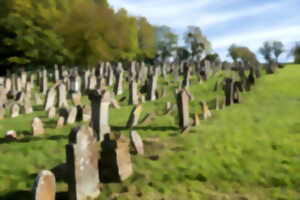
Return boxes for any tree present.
[184,26,211,61]
[154,25,178,62]
[259,41,273,62]
[176,47,190,62]
[228,44,239,62]
[227,44,257,65]
[272,41,284,63]
[136,17,156,61]
[204,53,220,63]
[290,41,300,64]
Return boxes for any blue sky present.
[108,0,300,62]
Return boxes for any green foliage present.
[272,41,284,62]
[184,26,211,61]
[176,47,190,62]
[290,41,300,64]
[228,44,257,65]
[203,53,220,63]
[259,41,284,63]
[154,26,178,62]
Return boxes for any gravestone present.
[82,105,91,122]
[32,117,44,136]
[48,107,56,119]
[193,112,200,126]
[130,130,144,155]
[35,93,43,105]
[0,87,7,107]
[57,116,65,128]
[176,90,189,130]
[182,63,190,88]
[57,83,68,108]
[126,105,142,128]
[67,107,77,124]
[5,130,17,141]
[66,126,100,200]
[32,170,56,200]
[224,78,233,106]
[100,134,133,182]
[11,103,20,118]
[44,88,56,111]
[202,101,212,120]
[71,92,81,106]
[54,64,60,83]
[88,74,97,90]
[146,74,158,101]
[89,89,111,141]
[128,80,138,105]
[24,95,33,114]
[113,63,124,95]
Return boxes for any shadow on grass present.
[0,191,68,200]
[0,134,67,144]
[111,125,178,132]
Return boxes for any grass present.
[0,65,300,200]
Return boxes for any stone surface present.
[32,117,45,136]
[32,170,56,200]
[202,101,212,120]
[126,105,142,128]
[44,88,56,111]
[89,89,111,141]
[176,90,189,130]
[57,116,65,128]
[35,93,43,105]
[71,92,81,106]
[67,107,77,124]
[48,106,56,119]
[5,130,17,141]
[11,103,20,118]
[82,105,91,122]
[0,106,5,120]
[128,80,138,105]
[100,134,133,182]
[130,131,144,155]
[57,83,68,108]
[66,126,100,200]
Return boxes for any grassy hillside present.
[0,65,299,200]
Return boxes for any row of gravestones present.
[32,126,144,200]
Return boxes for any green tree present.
[184,26,211,61]
[228,44,239,62]
[176,47,190,62]
[272,41,284,63]
[136,17,156,61]
[228,44,257,65]
[204,53,220,63]
[290,41,300,64]
[259,41,273,62]
[154,25,178,62]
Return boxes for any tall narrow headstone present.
[57,83,68,108]
[176,90,189,130]
[113,63,124,95]
[89,89,111,141]
[66,126,100,200]
[126,105,142,128]
[128,80,138,105]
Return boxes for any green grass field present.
[0,65,299,200]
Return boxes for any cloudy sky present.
[108,0,300,62]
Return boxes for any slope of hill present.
[0,65,299,200]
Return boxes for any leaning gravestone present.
[44,87,56,111]
[126,105,142,128]
[66,126,100,200]
[100,134,133,182]
[32,117,44,136]
[130,130,144,155]
[176,90,189,131]
[32,170,56,200]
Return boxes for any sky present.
[108,0,300,62]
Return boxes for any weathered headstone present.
[57,83,68,108]
[126,105,142,128]
[66,126,100,200]
[130,130,144,155]
[100,134,133,182]
[113,63,124,95]
[57,116,65,128]
[0,106,5,120]
[44,88,56,111]
[32,117,45,136]
[32,170,56,200]
[24,95,33,114]
[11,103,20,118]
[128,80,138,105]
[89,89,111,141]
[146,74,158,101]
[71,92,81,106]
[5,130,17,141]
[202,101,212,120]
[35,93,43,105]
[48,106,56,119]
[224,78,233,106]
[67,106,77,124]
[176,90,189,131]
